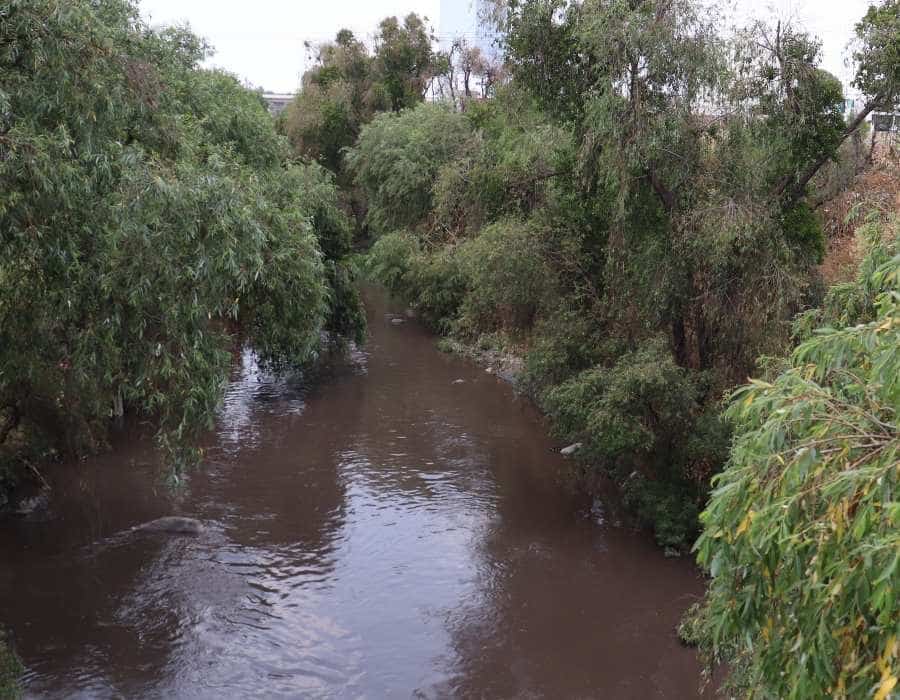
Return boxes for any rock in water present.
[132,516,205,535]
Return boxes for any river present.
[0,288,710,699]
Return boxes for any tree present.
[0,0,363,482]
[373,14,441,112]
[695,217,899,699]
[346,103,472,236]
[281,30,386,174]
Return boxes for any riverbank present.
[409,320,702,557]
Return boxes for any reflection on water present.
[0,288,710,699]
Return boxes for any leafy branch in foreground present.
[695,217,899,699]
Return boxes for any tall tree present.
[0,0,363,481]
[282,30,386,174]
[373,14,441,112]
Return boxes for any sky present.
[137,0,874,94]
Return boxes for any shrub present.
[403,247,468,332]
[795,215,900,335]
[366,232,468,331]
[518,308,613,395]
[544,339,699,465]
[542,338,728,548]
[366,231,420,294]
[346,103,472,236]
[782,201,826,264]
[456,220,552,333]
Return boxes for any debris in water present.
[560,442,582,456]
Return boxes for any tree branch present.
[778,98,880,208]
[648,169,676,212]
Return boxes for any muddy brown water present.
[0,288,712,699]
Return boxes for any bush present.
[402,247,468,332]
[456,219,552,333]
[366,231,468,331]
[782,201,826,264]
[0,632,21,699]
[518,308,613,395]
[695,216,900,698]
[432,92,576,237]
[366,231,420,293]
[346,103,472,236]
[795,215,900,335]
[542,338,728,548]
[544,339,699,465]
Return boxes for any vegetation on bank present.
[0,0,365,492]
[0,631,20,700]
[1,0,897,695]
[694,216,899,698]
[351,0,899,553]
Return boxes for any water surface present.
[1,288,709,698]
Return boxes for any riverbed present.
[0,288,710,698]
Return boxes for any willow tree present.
[696,218,900,698]
[0,0,362,485]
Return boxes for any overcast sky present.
[137,0,873,94]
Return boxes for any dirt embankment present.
[818,137,900,284]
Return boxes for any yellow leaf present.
[736,509,755,536]
[874,674,897,700]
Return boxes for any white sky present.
[137,0,873,94]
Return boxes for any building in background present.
[843,96,868,118]
[262,93,293,116]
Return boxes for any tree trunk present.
[780,100,879,208]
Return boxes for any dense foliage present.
[347,104,472,237]
[358,0,899,548]
[696,217,899,698]
[1,0,898,695]
[0,0,364,487]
